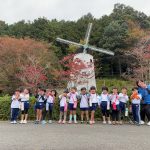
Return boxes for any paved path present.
[0,121,150,150]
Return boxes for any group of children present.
[10,86,142,126]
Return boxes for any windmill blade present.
[88,46,114,56]
[56,38,83,47]
[84,23,93,45]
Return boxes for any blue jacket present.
[138,85,150,104]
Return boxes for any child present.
[79,87,89,124]
[118,87,129,124]
[58,90,69,124]
[20,88,30,124]
[130,87,142,125]
[110,87,120,125]
[35,88,45,124]
[89,86,99,125]
[11,90,21,124]
[99,86,111,124]
[42,89,56,124]
[67,87,78,124]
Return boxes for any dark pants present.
[132,104,140,123]
[119,102,126,120]
[101,101,110,117]
[42,103,53,120]
[112,110,120,121]
[141,104,150,122]
[11,108,19,121]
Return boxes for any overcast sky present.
[0,0,150,24]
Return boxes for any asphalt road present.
[0,121,150,150]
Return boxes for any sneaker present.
[140,120,145,125]
[119,121,123,125]
[92,121,95,124]
[74,121,78,124]
[62,120,66,124]
[34,120,39,124]
[58,120,62,124]
[103,121,106,124]
[81,121,84,124]
[112,121,116,125]
[20,120,23,124]
[68,120,72,124]
[116,121,119,125]
[10,121,14,124]
[108,121,112,125]
[23,120,27,124]
[48,120,52,124]
[147,121,150,126]
[13,121,17,124]
[41,120,47,124]
[89,120,93,125]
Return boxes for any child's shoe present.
[119,121,123,125]
[108,121,112,125]
[68,120,72,124]
[103,121,106,124]
[48,120,52,124]
[62,120,66,124]
[13,120,17,124]
[112,121,116,125]
[20,120,23,124]
[89,120,93,125]
[41,120,47,124]
[58,120,62,124]
[81,121,84,124]
[23,120,27,124]
[74,120,78,124]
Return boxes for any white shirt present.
[59,95,67,107]
[132,94,142,104]
[67,92,78,104]
[89,93,99,104]
[11,95,20,108]
[47,95,54,103]
[20,93,29,102]
[99,93,110,103]
[110,94,120,105]
[80,94,89,108]
[118,93,129,103]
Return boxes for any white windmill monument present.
[56,23,114,91]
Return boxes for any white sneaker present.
[62,120,66,124]
[48,120,52,124]
[108,121,112,125]
[10,121,14,124]
[74,121,78,124]
[103,121,106,124]
[13,121,17,124]
[140,120,145,125]
[41,120,47,124]
[68,120,72,124]
[23,120,27,124]
[89,120,93,125]
[147,121,150,126]
[20,120,23,124]
[58,120,62,124]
